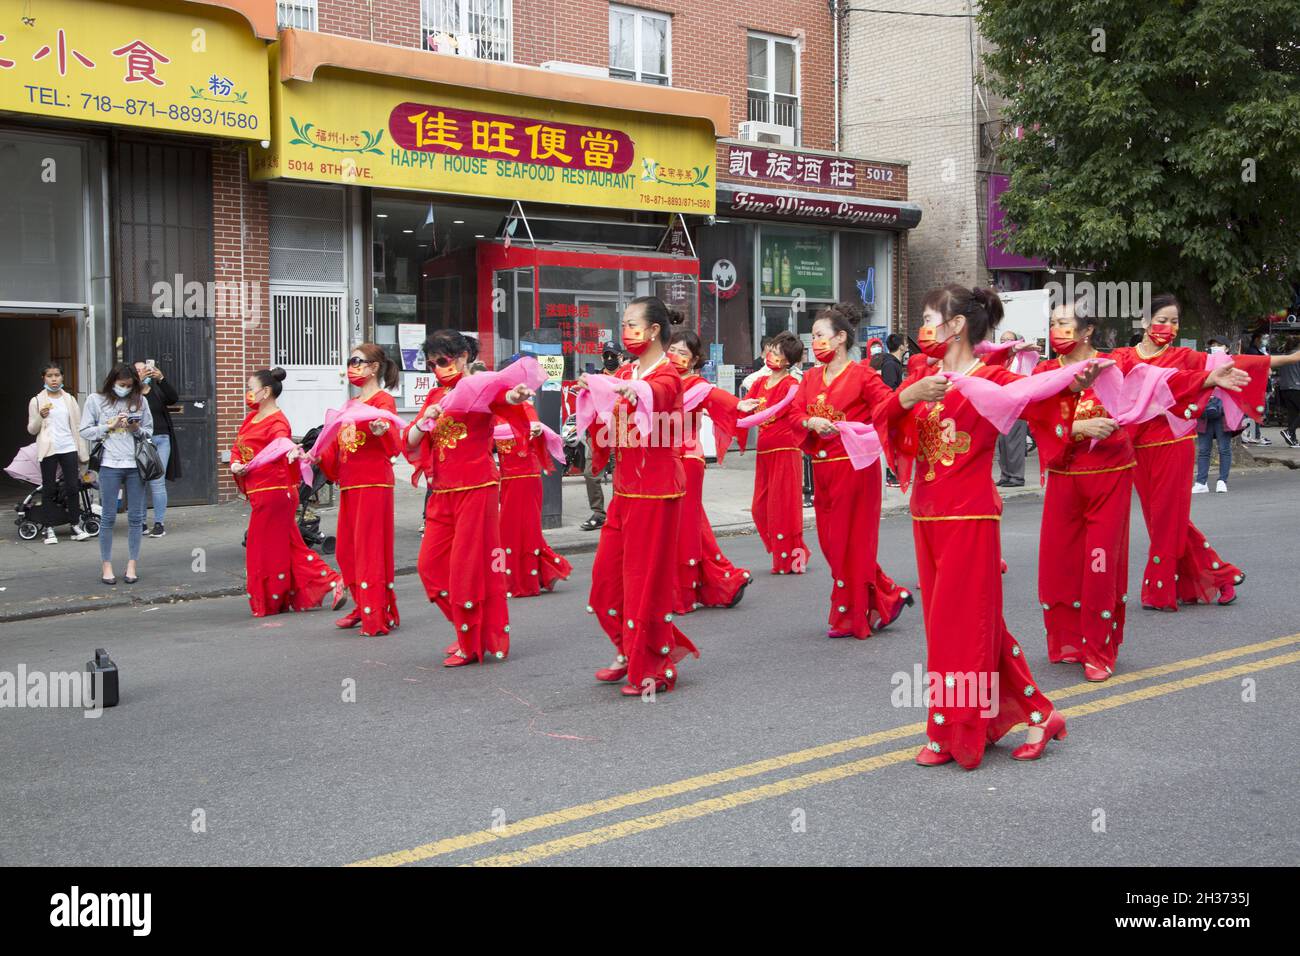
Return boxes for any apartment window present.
[747,32,800,140]
[609,6,670,86]
[276,1,317,30]
[422,0,513,63]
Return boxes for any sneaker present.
[1282,430,1298,447]
[43,528,58,545]
[1257,436,1272,446]
[70,524,92,541]
[1191,482,1209,494]
[148,523,166,537]
[1216,480,1227,493]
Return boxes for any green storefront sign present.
[759,230,833,299]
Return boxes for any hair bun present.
[667,309,687,327]
[270,367,287,382]
[973,287,1005,328]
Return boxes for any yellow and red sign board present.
[251,53,716,214]
[0,0,269,140]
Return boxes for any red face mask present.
[433,363,462,387]
[245,389,262,409]
[346,368,371,386]
[811,338,837,364]
[668,352,691,373]
[1049,328,1079,355]
[1147,323,1175,347]
[622,327,650,356]
[765,353,785,371]
[916,323,950,359]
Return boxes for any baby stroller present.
[237,425,336,555]
[5,443,101,540]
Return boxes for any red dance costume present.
[495,403,573,597]
[1029,361,1136,676]
[588,357,699,692]
[232,410,340,618]
[744,373,809,574]
[793,362,910,639]
[404,379,529,663]
[318,391,402,636]
[1109,346,1269,609]
[674,374,749,613]
[882,363,1071,768]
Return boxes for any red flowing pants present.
[499,474,572,598]
[811,458,909,639]
[752,447,809,574]
[417,484,511,662]
[1038,466,1133,674]
[1133,437,1241,609]
[913,517,1056,769]
[336,485,399,635]
[675,457,749,613]
[589,493,699,691]
[245,487,339,618]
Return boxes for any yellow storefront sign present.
[0,0,269,140]
[252,51,716,215]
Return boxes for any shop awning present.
[187,0,278,40]
[253,32,724,215]
[716,184,923,230]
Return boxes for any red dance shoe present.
[1217,583,1237,606]
[725,576,752,609]
[330,579,349,612]
[621,680,667,696]
[335,609,362,629]
[1083,663,1110,682]
[595,655,629,683]
[915,744,953,766]
[1011,709,1067,761]
[443,652,472,668]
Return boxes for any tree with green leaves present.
[979,0,1300,340]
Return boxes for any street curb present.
[0,486,1048,622]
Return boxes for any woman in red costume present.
[579,296,699,696]
[1031,299,1250,680]
[1109,293,1296,609]
[495,397,573,597]
[317,343,403,636]
[740,331,808,575]
[794,303,912,640]
[666,327,751,613]
[403,330,534,667]
[230,367,345,618]
[881,285,1106,768]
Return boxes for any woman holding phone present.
[80,364,153,585]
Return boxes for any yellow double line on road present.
[349,633,1300,868]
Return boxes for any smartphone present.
[145,359,156,369]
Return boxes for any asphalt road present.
[1,469,1296,866]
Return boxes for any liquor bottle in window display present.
[780,250,792,297]
[762,247,773,295]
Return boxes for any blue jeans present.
[146,433,170,526]
[98,466,145,563]
[1196,418,1232,484]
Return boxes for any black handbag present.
[87,440,105,472]
[134,434,164,482]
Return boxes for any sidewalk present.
[0,451,1054,622]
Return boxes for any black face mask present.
[603,355,619,372]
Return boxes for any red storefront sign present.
[728,190,903,227]
[389,102,635,173]
[725,144,901,191]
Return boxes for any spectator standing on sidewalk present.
[27,362,91,544]
[995,330,1029,487]
[1193,395,1233,494]
[877,334,907,486]
[134,360,181,537]
[1277,336,1300,447]
[580,344,623,531]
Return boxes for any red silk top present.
[1110,346,1267,447]
[880,363,1075,519]
[231,409,297,495]
[793,361,896,462]
[679,373,741,464]
[589,357,686,498]
[1032,358,1135,477]
[744,373,801,453]
[496,403,548,478]
[319,390,402,488]
[403,379,529,492]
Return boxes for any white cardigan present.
[27,390,89,463]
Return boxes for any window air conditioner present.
[738,121,795,146]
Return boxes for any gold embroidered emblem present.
[753,396,777,429]
[431,414,468,462]
[917,402,971,481]
[338,423,367,460]
[806,393,845,423]
[496,437,517,455]
[234,441,254,465]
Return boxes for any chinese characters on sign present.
[555,317,609,355]
[725,145,901,191]
[389,102,635,174]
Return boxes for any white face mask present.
[113,384,131,398]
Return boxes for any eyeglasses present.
[426,355,455,369]
[346,357,373,367]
